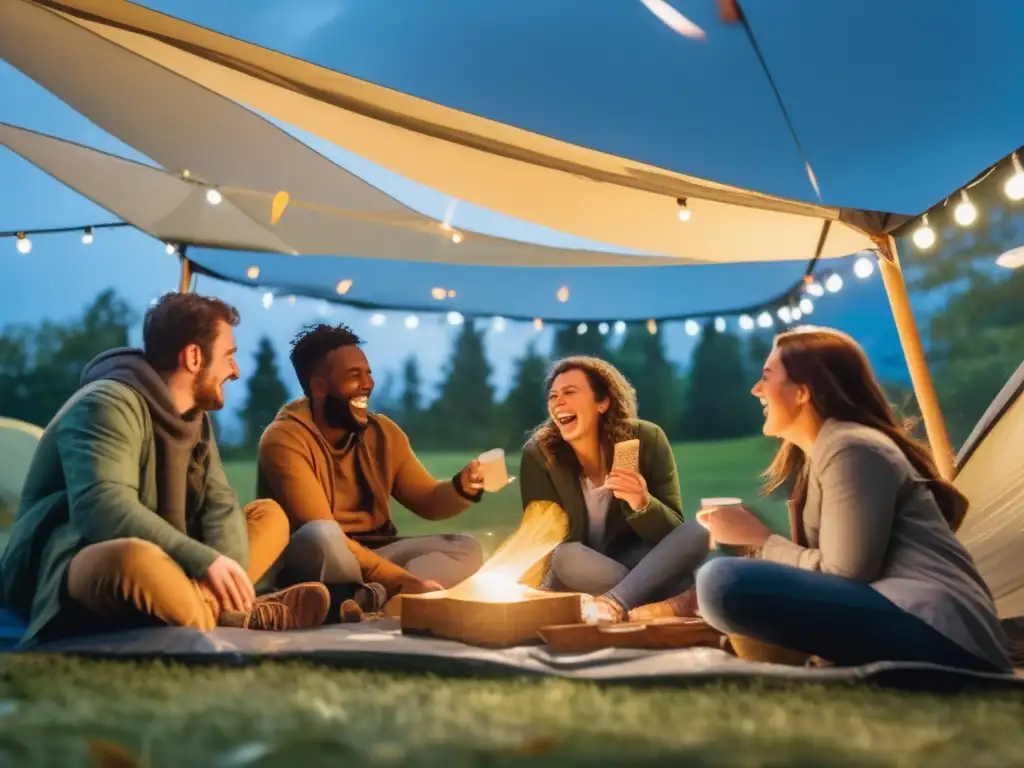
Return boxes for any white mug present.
[478,448,512,492]
[698,497,743,549]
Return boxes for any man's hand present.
[203,555,255,613]
[403,578,446,594]
[458,459,485,495]
[604,468,651,512]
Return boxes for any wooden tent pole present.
[178,247,191,293]
[874,234,956,480]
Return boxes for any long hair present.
[529,356,638,472]
[763,327,968,539]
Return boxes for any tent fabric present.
[2,0,877,266]
[955,360,1024,620]
[0,417,42,515]
[1,612,1020,689]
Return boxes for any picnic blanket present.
[1,608,1019,691]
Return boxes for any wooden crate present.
[537,617,724,653]
[401,590,582,647]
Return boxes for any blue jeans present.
[695,557,1000,673]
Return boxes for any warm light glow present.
[806,280,825,298]
[533,318,544,331]
[246,265,260,279]
[799,297,814,315]
[447,311,464,325]
[165,243,176,255]
[684,319,699,336]
[853,255,875,279]
[953,191,977,227]
[714,317,726,332]
[451,231,463,244]
[576,322,588,335]
[757,312,773,329]
[431,287,447,301]
[614,320,626,335]
[791,307,803,321]
[370,313,386,326]
[262,292,274,310]
[182,169,191,179]
[677,198,692,222]
[404,315,419,330]
[15,234,31,254]
[288,295,296,304]
[81,227,94,245]
[738,314,754,331]
[335,279,353,295]
[646,319,658,335]
[995,245,1024,270]
[598,322,610,335]
[777,306,792,324]
[557,286,570,303]
[825,273,844,293]
[493,316,507,332]
[448,289,456,298]
[913,214,936,250]
[206,188,223,205]
[1006,155,1024,201]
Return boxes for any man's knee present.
[244,499,290,544]
[285,521,361,584]
[69,538,168,586]
[445,533,484,571]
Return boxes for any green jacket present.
[519,419,684,561]
[0,380,246,645]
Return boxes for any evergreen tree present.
[429,320,497,449]
[239,336,289,448]
[746,332,773,376]
[680,321,762,440]
[502,340,549,449]
[551,323,611,360]
[396,355,424,439]
[614,325,679,437]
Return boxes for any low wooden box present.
[537,617,724,653]
[400,590,582,648]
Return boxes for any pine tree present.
[614,325,679,437]
[239,336,289,449]
[429,320,497,449]
[397,355,424,439]
[502,340,550,449]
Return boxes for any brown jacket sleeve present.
[258,430,419,594]
[388,424,474,521]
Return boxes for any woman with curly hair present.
[519,356,710,622]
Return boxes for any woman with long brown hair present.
[519,356,709,622]
[693,326,1010,671]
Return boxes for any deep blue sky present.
[3,0,1020,437]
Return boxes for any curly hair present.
[289,323,364,397]
[529,356,638,472]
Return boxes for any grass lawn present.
[224,436,789,559]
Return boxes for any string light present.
[335,279,352,295]
[953,191,977,227]
[262,292,274,309]
[81,227,94,245]
[576,322,588,335]
[404,315,419,330]
[1005,154,1024,201]
[756,311,773,329]
[738,315,754,332]
[805,279,825,298]
[913,213,936,250]
[853,254,875,279]
[15,232,31,254]
[451,231,463,244]
[676,197,691,222]
[684,319,700,336]
[431,287,447,300]
[246,265,260,280]
[799,297,814,315]
[995,245,1024,270]
[646,319,658,335]
[714,317,726,332]
[598,322,609,335]
[370,313,386,326]
[777,306,792,324]
[493,316,507,332]
[557,286,570,303]
[447,311,464,325]
[824,273,844,293]
[448,289,457,298]
[614,320,626,335]
[205,188,223,205]
[165,243,176,255]
[533,318,544,331]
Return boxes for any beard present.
[322,391,366,433]
[193,366,225,412]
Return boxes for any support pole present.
[874,234,955,481]
[178,247,192,293]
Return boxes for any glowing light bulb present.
[913,215,936,250]
[493,316,507,332]
[646,319,658,335]
[165,243,176,255]
[825,273,844,293]
[533,318,544,331]
[431,287,446,300]
[15,234,31,254]
[738,315,754,331]
[799,297,814,315]
[451,231,463,244]
[448,290,456,298]
[995,245,1024,270]
[791,307,803,321]
[404,315,419,330]
[246,265,260,280]
[953,192,976,227]
[206,188,223,205]
[576,323,588,335]
[714,317,726,332]
[262,292,274,309]
[335,279,352,295]
[853,255,875,279]
[806,280,825,298]
[677,197,691,222]
[684,319,699,336]
[447,311,464,325]
[613,320,626,335]
[81,227,94,245]
[1005,156,1024,201]
[370,313,386,326]
[777,306,792,324]
[757,312,773,329]
[557,286,569,303]
[598,322,610,335]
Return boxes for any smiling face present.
[751,345,810,439]
[547,368,609,445]
[190,320,240,412]
[313,345,374,430]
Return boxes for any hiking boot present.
[220,582,331,631]
[627,587,700,623]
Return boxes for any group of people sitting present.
[0,292,1011,673]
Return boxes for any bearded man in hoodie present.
[257,323,485,619]
[0,292,330,646]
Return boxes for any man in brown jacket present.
[257,324,486,620]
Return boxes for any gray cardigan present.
[761,419,1011,671]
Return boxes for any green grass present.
[224,437,787,559]
[0,657,1022,767]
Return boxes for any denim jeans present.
[695,556,1000,672]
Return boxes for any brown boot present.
[220,582,331,631]
[627,587,699,622]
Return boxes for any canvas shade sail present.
[955,361,1024,620]
[0,0,880,267]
